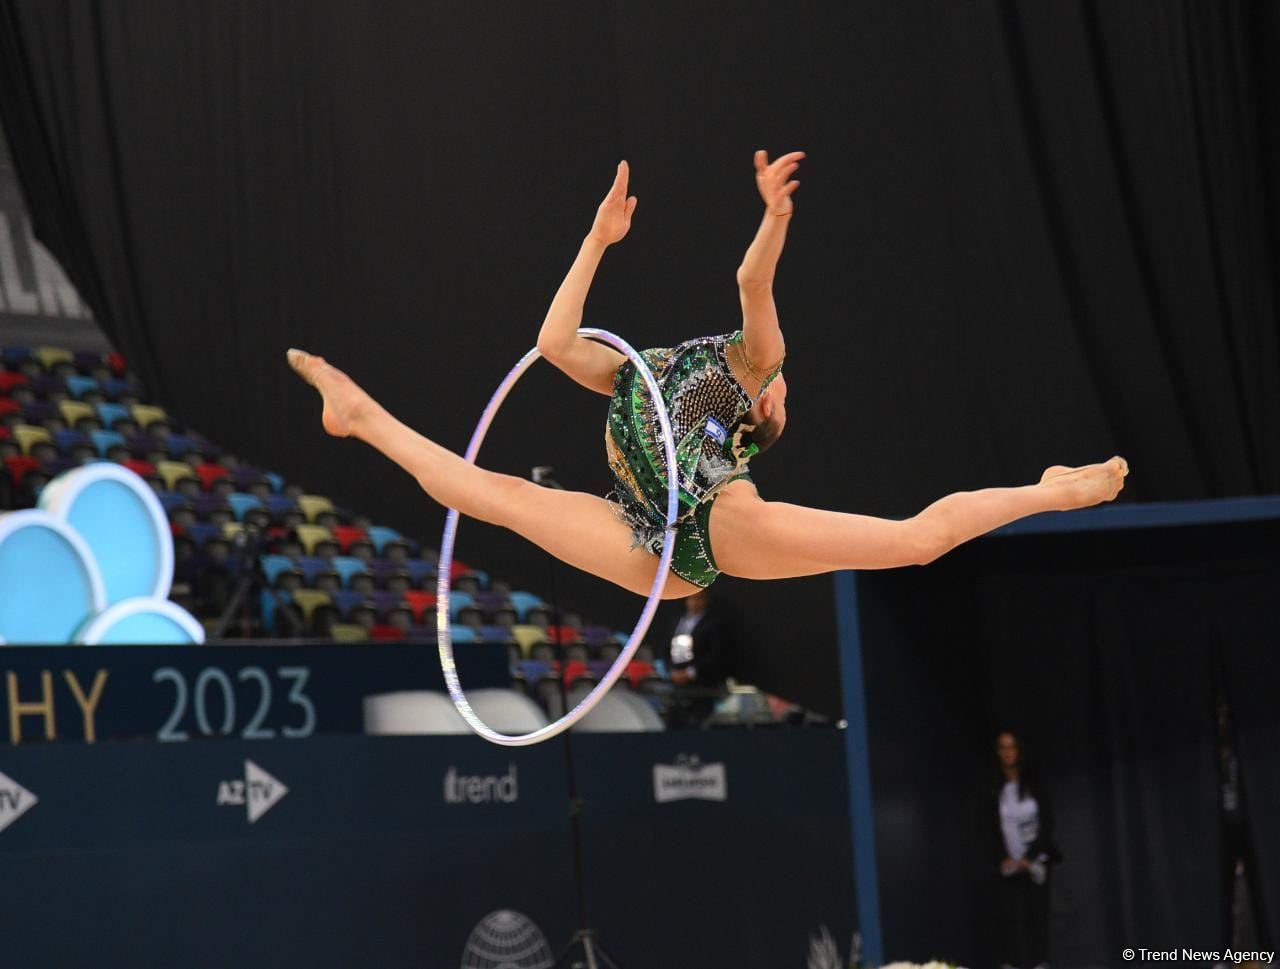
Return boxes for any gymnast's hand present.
[589,160,638,246]
[753,149,804,215]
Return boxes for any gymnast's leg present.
[286,350,698,600]
[708,459,1128,580]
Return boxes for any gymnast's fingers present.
[754,149,768,172]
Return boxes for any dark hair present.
[993,729,1040,800]
[743,412,784,455]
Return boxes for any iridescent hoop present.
[437,327,679,746]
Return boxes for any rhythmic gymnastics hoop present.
[436,327,679,746]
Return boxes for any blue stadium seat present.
[508,591,546,622]
[450,625,478,644]
[447,590,475,620]
[90,429,126,457]
[259,554,296,586]
[184,523,221,548]
[225,492,262,521]
[95,402,132,429]
[367,525,402,555]
[65,375,100,399]
[331,555,368,588]
[259,588,293,635]
[330,590,365,619]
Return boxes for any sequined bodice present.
[605,331,764,524]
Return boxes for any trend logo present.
[0,771,37,834]
[0,463,203,644]
[216,759,289,824]
[444,765,519,805]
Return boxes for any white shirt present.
[999,780,1040,861]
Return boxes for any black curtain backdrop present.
[2,1,1279,714]
[860,521,1280,966]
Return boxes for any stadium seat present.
[157,459,199,492]
[1,347,31,369]
[88,429,126,457]
[297,494,335,523]
[294,523,336,557]
[330,590,366,620]
[290,589,332,627]
[331,524,367,553]
[330,622,368,643]
[12,424,51,456]
[58,399,96,428]
[402,589,436,623]
[131,404,169,430]
[445,589,475,620]
[224,492,262,521]
[64,375,99,400]
[505,591,546,624]
[366,525,402,555]
[329,555,368,588]
[0,397,21,419]
[193,462,229,491]
[34,347,73,371]
[510,624,549,655]
[449,625,479,644]
[5,454,40,488]
[369,623,406,642]
[259,554,298,586]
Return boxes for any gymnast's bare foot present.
[1040,457,1129,510]
[286,348,370,438]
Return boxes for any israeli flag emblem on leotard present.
[704,416,727,445]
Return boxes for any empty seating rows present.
[1,343,657,677]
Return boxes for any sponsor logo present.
[0,771,37,834]
[461,909,553,969]
[444,765,518,805]
[216,759,288,823]
[653,754,727,803]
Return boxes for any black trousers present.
[996,871,1049,968]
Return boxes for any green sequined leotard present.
[605,330,782,588]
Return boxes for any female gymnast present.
[287,150,1128,600]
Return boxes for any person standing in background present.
[992,729,1060,969]
[666,589,737,727]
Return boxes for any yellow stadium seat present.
[157,459,199,491]
[34,347,73,370]
[131,404,169,429]
[297,494,336,523]
[294,523,335,557]
[511,624,550,656]
[330,623,369,643]
[290,589,332,624]
[12,424,52,455]
[59,400,96,427]
[221,521,245,541]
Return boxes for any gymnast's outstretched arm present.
[734,149,803,388]
[535,161,634,396]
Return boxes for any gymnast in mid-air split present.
[287,150,1128,600]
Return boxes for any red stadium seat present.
[332,524,368,554]
[124,458,157,479]
[106,351,127,377]
[368,623,406,642]
[195,462,230,491]
[625,661,657,688]
[402,589,436,624]
[0,398,21,418]
[4,454,40,488]
[0,372,29,394]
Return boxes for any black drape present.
[2,1,1279,713]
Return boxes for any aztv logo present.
[216,759,288,824]
[0,771,38,834]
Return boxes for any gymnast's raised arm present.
[734,149,803,389]
[536,161,634,396]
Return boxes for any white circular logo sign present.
[461,909,553,969]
